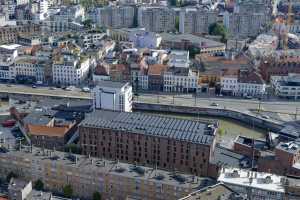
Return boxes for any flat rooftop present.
[179,183,242,200]
[0,146,214,189]
[160,33,225,48]
[276,141,300,154]
[95,80,130,89]
[80,110,217,145]
[218,168,285,193]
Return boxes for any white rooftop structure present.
[168,50,190,68]
[218,167,285,200]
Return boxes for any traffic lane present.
[0,84,91,98]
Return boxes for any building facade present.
[52,54,90,86]
[91,6,135,29]
[0,147,213,200]
[179,8,218,35]
[92,81,132,112]
[79,110,218,176]
[138,7,176,33]
[218,167,285,200]
[271,73,300,100]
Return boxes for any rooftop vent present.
[155,174,165,180]
[132,166,145,175]
[115,167,126,173]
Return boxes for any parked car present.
[82,87,90,92]
[32,85,37,88]
[210,102,219,106]
[261,115,270,119]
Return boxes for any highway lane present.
[0,84,91,99]
[136,93,300,115]
[0,84,298,115]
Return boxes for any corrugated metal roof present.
[80,110,216,145]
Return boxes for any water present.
[139,111,266,148]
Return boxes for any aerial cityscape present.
[0,0,300,199]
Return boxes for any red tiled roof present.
[148,64,168,76]
[94,64,109,76]
[28,124,71,137]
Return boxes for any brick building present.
[0,24,41,44]
[259,59,300,82]
[79,110,218,176]
[258,141,300,176]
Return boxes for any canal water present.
[139,111,266,148]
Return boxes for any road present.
[0,84,91,99]
[136,93,300,116]
[0,84,298,118]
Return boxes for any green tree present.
[188,47,200,59]
[6,172,17,183]
[83,19,93,29]
[175,16,180,32]
[168,0,177,6]
[93,191,102,200]
[208,23,228,43]
[34,179,44,191]
[63,185,73,198]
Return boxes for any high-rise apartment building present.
[91,6,135,29]
[179,8,218,35]
[223,1,271,39]
[138,7,176,33]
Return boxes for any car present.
[49,87,56,90]
[261,115,270,119]
[32,85,37,88]
[82,87,90,92]
[210,102,219,106]
[6,84,12,87]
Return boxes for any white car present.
[82,87,90,92]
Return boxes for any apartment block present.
[223,1,271,39]
[0,147,214,200]
[92,81,133,112]
[138,7,176,33]
[91,6,135,29]
[52,54,90,86]
[179,8,218,35]
[218,167,285,200]
[0,23,41,44]
[79,110,218,176]
[271,73,300,100]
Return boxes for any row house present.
[52,53,90,86]
[221,69,266,97]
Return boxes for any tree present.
[175,16,180,32]
[208,23,228,43]
[93,191,102,200]
[63,185,73,198]
[6,172,17,183]
[188,47,200,59]
[83,19,93,29]
[34,179,44,191]
[168,0,177,6]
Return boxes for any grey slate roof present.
[80,110,216,145]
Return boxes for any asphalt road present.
[0,84,298,117]
[0,84,91,99]
[136,93,300,116]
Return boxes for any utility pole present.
[296,107,299,120]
